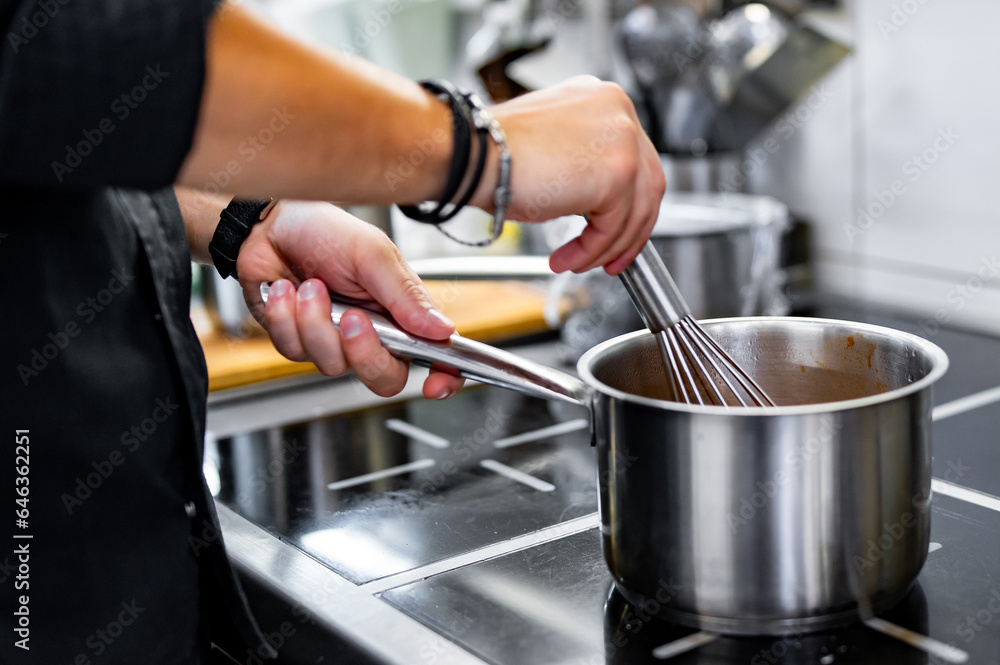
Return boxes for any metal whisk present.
[620,244,775,407]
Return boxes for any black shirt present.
[0,1,272,662]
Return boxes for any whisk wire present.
[673,322,730,406]
[660,328,700,405]
[679,320,755,407]
[690,323,777,407]
[656,329,691,402]
[621,244,775,408]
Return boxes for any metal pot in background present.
[547,192,789,361]
[659,151,746,193]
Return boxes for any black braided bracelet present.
[433,91,512,247]
[398,79,512,247]
[397,80,473,224]
[434,92,489,224]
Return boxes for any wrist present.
[177,187,233,265]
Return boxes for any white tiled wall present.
[750,0,1000,336]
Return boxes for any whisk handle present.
[619,243,691,331]
[258,283,590,407]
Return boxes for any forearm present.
[176,186,231,264]
[177,3,451,205]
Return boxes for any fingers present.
[601,157,665,274]
[549,127,665,275]
[587,128,664,274]
[258,205,464,397]
[603,206,660,274]
[262,279,308,361]
[263,278,412,396]
[294,281,348,376]
[557,193,637,274]
[491,77,665,275]
[338,310,412,397]
[548,216,623,274]
[422,369,466,400]
[353,241,456,340]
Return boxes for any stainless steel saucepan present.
[260,285,948,635]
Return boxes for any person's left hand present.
[235,200,465,399]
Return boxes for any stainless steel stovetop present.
[206,300,1000,665]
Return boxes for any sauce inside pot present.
[589,325,927,407]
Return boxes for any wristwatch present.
[209,197,277,279]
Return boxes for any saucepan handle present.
[259,283,590,407]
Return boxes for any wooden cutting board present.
[198,280,557,392]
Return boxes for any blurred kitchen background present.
[219,0,1000,337]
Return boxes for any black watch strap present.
[209,198,275,279]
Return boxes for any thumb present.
[359,244,456,341]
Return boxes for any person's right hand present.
[472,76,666,276]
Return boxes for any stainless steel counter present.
[209,307,1000,664]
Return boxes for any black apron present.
[0,187,274,664]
